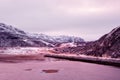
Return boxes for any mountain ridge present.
[0,23,84,47]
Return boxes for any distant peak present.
[106,26,120,38]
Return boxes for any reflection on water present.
[0,55,66,63]
[0,47,66,63]
[45,57,66,62]
[42,69,59,73]
[24,69,32,71]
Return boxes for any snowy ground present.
[0,47,52,55]
[0,47,120,66]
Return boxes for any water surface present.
[0,57,119,80]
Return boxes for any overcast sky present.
[0,0,120,41]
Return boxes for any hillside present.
[53,26,120,58]
[0,23,84,47]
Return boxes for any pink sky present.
[0,0,120,41]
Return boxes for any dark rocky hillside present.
[53,27,120,58]
[85,27,120,58]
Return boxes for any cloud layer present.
[0,0,120,40]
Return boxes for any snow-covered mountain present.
[28,33,84,45]
[0,23,84,47]
[0,23,49,47]
[0,23,26,35]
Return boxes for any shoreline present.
[0,52,120,67]
[0,54,45,63]
[44,53,120,67]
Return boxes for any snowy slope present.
[0,23,26,35]
[28,33,84,44]
[0,23,84,47]
[0,23,47,47]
